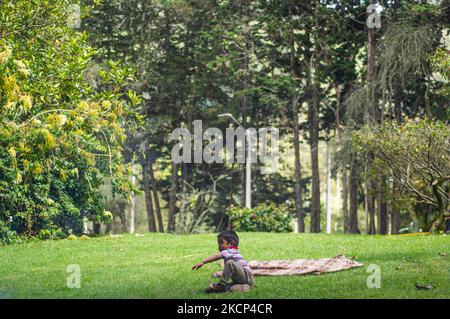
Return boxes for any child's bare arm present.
[192,253,222,270]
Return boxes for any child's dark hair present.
[218,230,239,247]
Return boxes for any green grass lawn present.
[0,233,448,299]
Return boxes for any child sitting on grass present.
[192,230,254,293]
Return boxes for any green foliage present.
[96,210,113,223]
[1,0,448,238]
[0,219,17,246]
[430,47,450,100]
[431,47,450,81]
[353,119,450,230]
[36,226,66,240]
[226,202,293,232]
[0,0,139,241]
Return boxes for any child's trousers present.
[444,219,450,234]
[220,260,254,287]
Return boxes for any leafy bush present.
[0,220,18,245]
[67,234,78,240]
[353,119,450,231]
[226,202,293,232]
[37,227,66,240]
[0,1,139,242]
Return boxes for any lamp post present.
[218,113,252,209]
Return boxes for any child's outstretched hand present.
[192,261,204,270]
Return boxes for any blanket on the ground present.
[212,255,363,277]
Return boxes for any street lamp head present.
[217,113,233,119]
[217,113,242,127]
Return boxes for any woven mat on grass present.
[212,255,363,277]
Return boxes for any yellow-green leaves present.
[0,43,12,65]
[101,100,112,110]
[46,113,67,127]
[20,95,33,111]
[8,147,17,169]
[32,164,44,175]
[36,128,57,149]
[127,90,141,106]
[8,147,16,159]
[15,60,31,77]
[15,172,22,184]
[78,101,90,111]
[1,75,19,96]
[0,1,139,240]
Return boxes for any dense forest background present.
[0,0,449,243]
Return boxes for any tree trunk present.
[342,157,349,233]
[181,107,192,205]
[381,199,389,234]
[377,181,389,234]
[335,170,341,215]
[118,201,127,233]
[93,222,101,235]
[142,156,157,233]
[367,164,376,234]
[239,2,250,207]
[167,162,178,233]
[364,179,369,233]
[376,183,382,234]
[148,157,164,233]
[366,0,377,235]
[129,164,136,234]
[325,131,332,234]
[309,93,321,233]
[349,157,360,234]
[82,217,88,234]
[335,85,348,233]
[292,96,305,232]
[309,0,321,233]
[287,3,305,232]
[391,89,402,234]
[391,181,401,234]
[366,0,377,125]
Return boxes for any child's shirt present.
[219,248,254,277]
